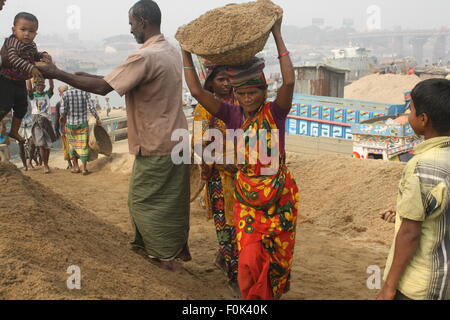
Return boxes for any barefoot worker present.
[60,86,101,175]
[38,0,190,270]
[193,61,240,297]
[30,78,57,174]
[182,13,299,299]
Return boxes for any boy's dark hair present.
[130,0,161,28]
[411,78,450,134]
[14,12,39,27]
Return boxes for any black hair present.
[130,0,161,28]
[204,66,228,93]
[14,12,39,27]
[411,78,450,134]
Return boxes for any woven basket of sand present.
[176,0,282,66]
[89,125,113,156]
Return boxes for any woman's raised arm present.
[182,50,221,115]
[272,12,295,111]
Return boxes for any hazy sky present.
[1,0,449,41]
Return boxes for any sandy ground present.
[4,139,405,300]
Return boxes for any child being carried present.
[0,12,50,144]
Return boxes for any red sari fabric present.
[234,102,299,300]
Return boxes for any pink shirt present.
[104,34,188,156]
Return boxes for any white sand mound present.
[345,74,421,104]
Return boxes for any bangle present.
[278,51,290,59]
[184,66,195,70]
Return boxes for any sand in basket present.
[89,125,113,156]
[176,0,282,66]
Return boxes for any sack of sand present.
[176,0,282,66]
[89,125,113,157]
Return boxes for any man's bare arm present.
[74,72,105,79]
[38,60,113,96]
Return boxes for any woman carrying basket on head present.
[182,12,299,300]
[193,60,240,297]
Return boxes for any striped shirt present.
[61,88,99,126]
[384,136,450,300]
[0,35,42,81]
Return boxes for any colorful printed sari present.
[193,102,239,283]
[66,123,90,163]
[235,102,299,300]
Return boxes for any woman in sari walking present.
[193,61,240,297]
[182,12,299,300]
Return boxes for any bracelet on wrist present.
[183,66,195,70]
[278,51,290,59]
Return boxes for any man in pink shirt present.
[38,0,190,270]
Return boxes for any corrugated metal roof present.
[294,64,350,74]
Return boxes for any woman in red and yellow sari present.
[192,61,241,297]
[182,12,299,300]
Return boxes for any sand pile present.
[176,0,280,55]
[0,163,217,300]
[286,153,405,244]
[12,152,407,300]
[345,74,421,104]
[89,153,134,174]
[90,155,204,202]
[89,152,403,245]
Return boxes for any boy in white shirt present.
[30,78,56,173]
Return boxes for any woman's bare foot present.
[82,170,91,176]
[71,169,81,174]
[43,166,51,174]
[228,280,241,299]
